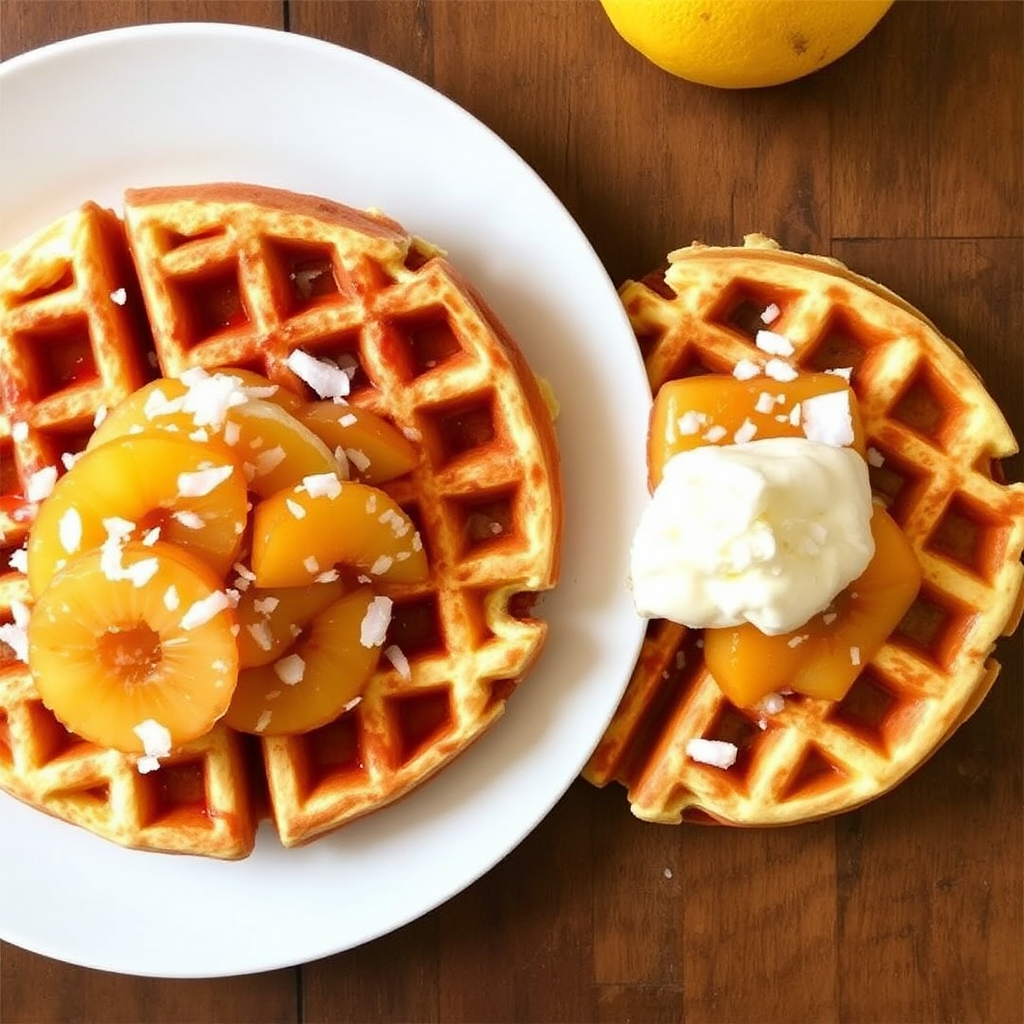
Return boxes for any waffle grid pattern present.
[584,235,1024,825]
[123,187,560,845]
[0,203,260,857]
[0,185,560,855]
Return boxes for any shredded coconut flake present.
[110,287,127,305]
[733,359,761,381]
[179,369,249,429]
[11,421,29,442]
[172,510,205,530]
[677,410,706,436]
[180,591,230,630]
[384,644,410,678]
[134,719,172,774]
[286,498,307,520]
[93,406,108,429]
[754,391,776,415]
[177,464,234,498]
[338,413,358,428]
[867,447,885,467]
[285,349,351,400]
[733,418,757,444]
[702,425,728,443]
[303,555,320,574]
[8,548,28,574]
[274,654,306,686]
[686,738,738,769]
[253,596,280,616]
[302,473,342,499]
[369,554,393,576]
[345,448,371,473]
[360,595,393,647]
[163,585,180,611]
[765,358,798,382]
[755,329,794,357]
[787,634,809,648]
[247,621,274,652]
[802,390,854,447]
[26,465,58,502]
[254,446,287,477]
[850,646,861,666]
[254,710,273,733]
[761,303,781,325]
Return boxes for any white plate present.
[0,24,649,977]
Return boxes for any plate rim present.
[0,20,649,978]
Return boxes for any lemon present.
[599,0,894,89]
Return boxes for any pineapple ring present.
[27,434,248,598]
[224,586,387,736]
[27,541,239,755]
[88,375,341,498]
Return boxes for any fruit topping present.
[704,506,921,705]
[27,433,248,597]
[88,371,340,497]
[234,580,347,668]
[27,541,238,758]
[224,586,389,735]
[20,366,432,754]
[648,371,866,490]
[636,368,921,707]
[251,475,428,587]
[298,402,419,484]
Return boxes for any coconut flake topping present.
[685,738,738,769]
[360,596,393,648]
[285,349,351,400]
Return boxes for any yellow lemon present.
[599,0,894,89]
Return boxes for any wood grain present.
[1,2,1021,1022]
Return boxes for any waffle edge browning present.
[0,184,563,858]
[584,234,1024,826]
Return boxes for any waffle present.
[0,184,562,856]
[584,234,1024,826]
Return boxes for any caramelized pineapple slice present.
[225,586,387,736]
[89,376,341,497]
[27,541,238,754]
[27,434,247,598]
[704,507,921,706]
[298,402,419,484]
[235,580,347,668]
[648,372,866,490]
[250,475,428,588]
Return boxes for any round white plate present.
[0,23,649,978]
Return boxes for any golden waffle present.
[1,184,562,856]
[0,202,256,858]
[584,234,1024,826]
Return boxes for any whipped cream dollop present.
[630,437,874,635]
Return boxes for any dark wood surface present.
[1,2,1021,1021]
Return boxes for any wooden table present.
[1,2,1021,1021]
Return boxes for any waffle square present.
[0,185,562,856]
[584,235,1024,825]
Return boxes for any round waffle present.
[0,185,562,856]
[584,234,1024,826]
